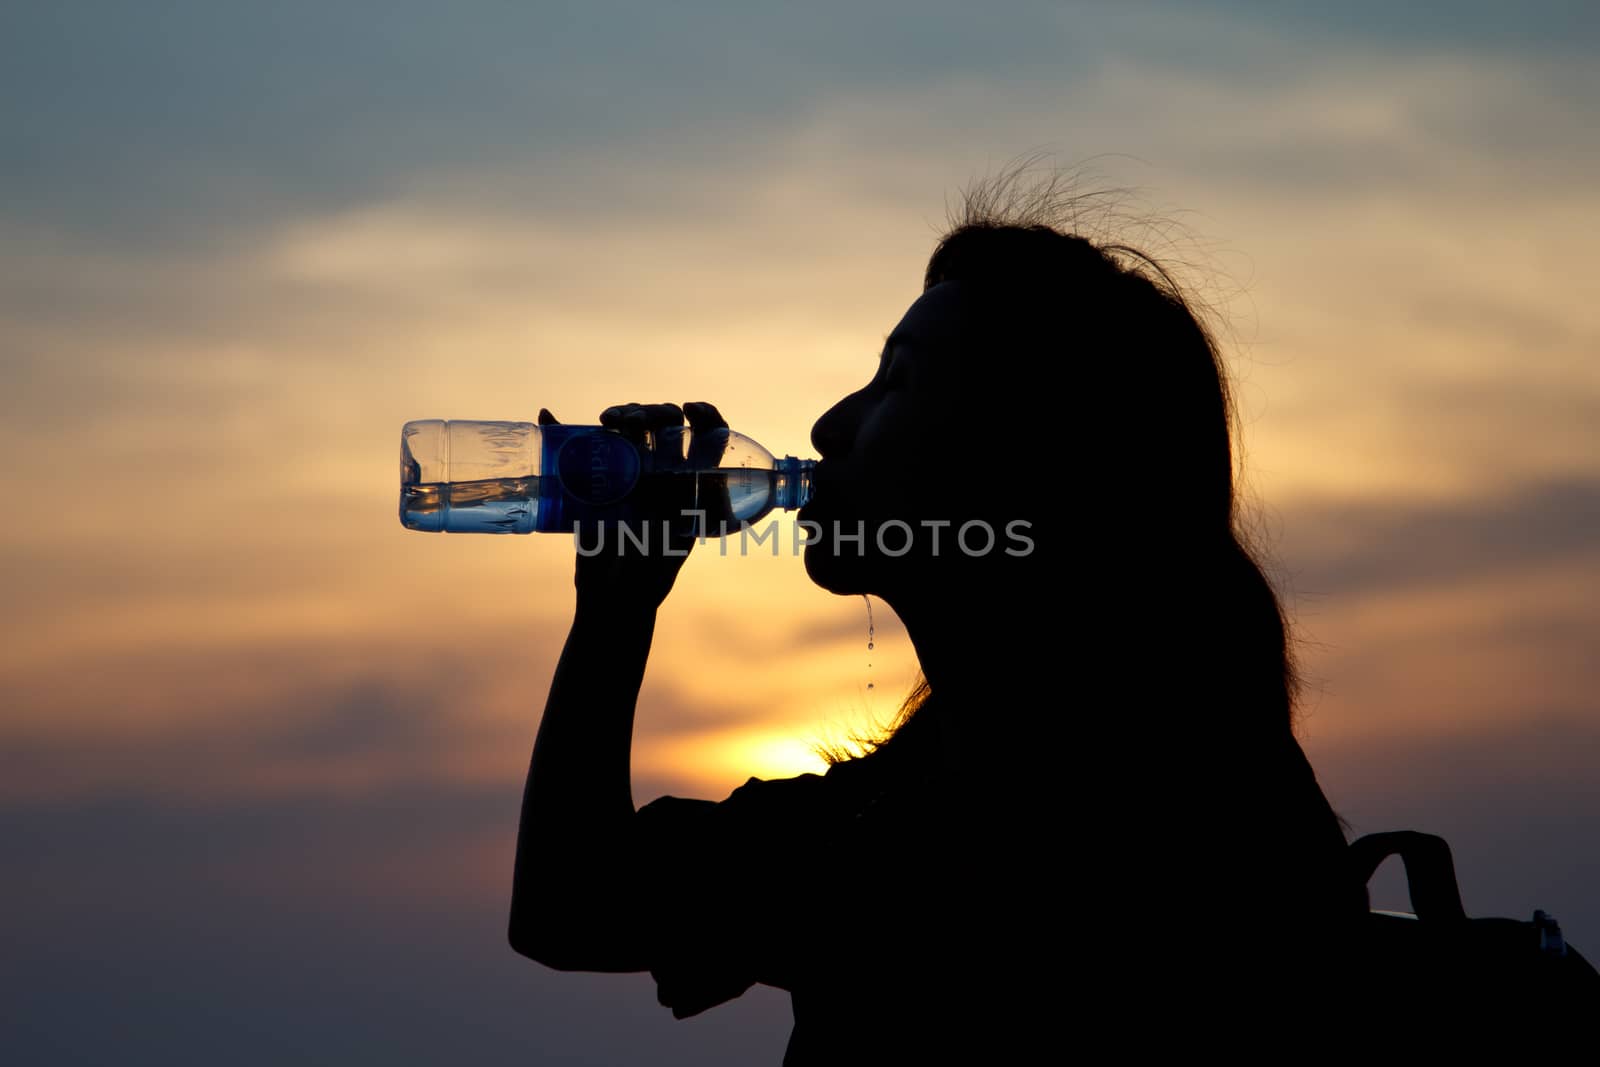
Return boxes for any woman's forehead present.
[886,280,978,357]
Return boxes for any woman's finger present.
[684,401,730,470]
[639,403,685,463]
[621,407,651,436]
[640,402,685,430]
[683,401,728,432]
[599,402,641,427]
[599,403,650,444]
[599,403,683,428]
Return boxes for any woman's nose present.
[810,394,855,459]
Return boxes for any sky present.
[4,2,1598,1062]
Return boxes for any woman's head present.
[920,221,1237,539]
[804,197,1239,603]
[807,167,1309,754]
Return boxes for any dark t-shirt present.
[633,711,1365,1063]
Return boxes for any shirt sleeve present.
[630,771,833,1019]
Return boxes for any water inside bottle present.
[400,468,783,534]
[401,477,542,533]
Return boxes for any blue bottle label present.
[554,429,642,505]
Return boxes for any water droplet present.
[861,595,877,693]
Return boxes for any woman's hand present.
[539,401,729,613]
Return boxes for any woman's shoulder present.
[732,750,894,819]
[636,749,892,827]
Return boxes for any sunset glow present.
[5,4,1598,1063]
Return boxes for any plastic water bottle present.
[399,419,815,534]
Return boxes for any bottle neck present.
[775,456,816,511]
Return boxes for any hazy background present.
[4,2,1597,1062]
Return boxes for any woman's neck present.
[884,582,1054,779]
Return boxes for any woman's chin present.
[802,541,870,596]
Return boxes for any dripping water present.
[863,594,875,689]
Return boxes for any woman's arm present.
[507,401,725,972]
[507,594,658,971]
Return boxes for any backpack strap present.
[1347,830,1467,922]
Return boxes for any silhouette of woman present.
[508,182,1370,1061]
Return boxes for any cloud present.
[1168,1,1599,58]
[0,772,797,1066]
[6,0,1594,273]
[0,625,548,803]
[0,609,851,807]
[0,1,1098,251]
[1274,474,1600,599]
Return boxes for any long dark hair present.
[821,166,1317,797]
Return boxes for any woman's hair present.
[820,163,1316,784]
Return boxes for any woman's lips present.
[800,463,839,520]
